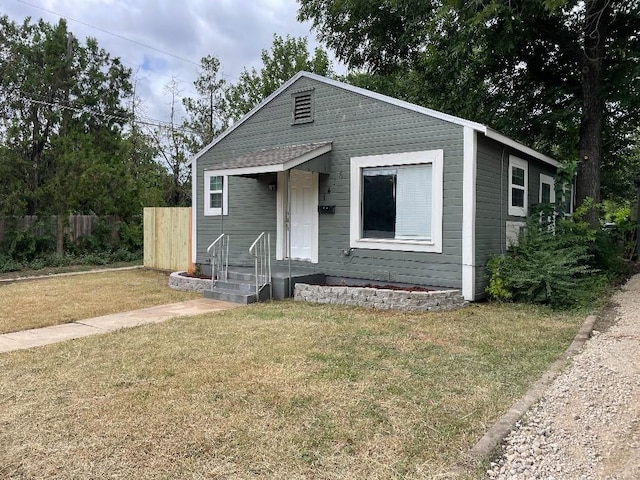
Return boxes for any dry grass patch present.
[0,269,199,333]
[0,301,582,479]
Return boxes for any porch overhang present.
[206,142,332,176]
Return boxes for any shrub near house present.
[487,200,630,309]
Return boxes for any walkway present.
[0,298,239,353]
[486,274,640,479]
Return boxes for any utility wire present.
[14,0,239,81]
[18,96,200,134]
[16,0,200,66]
[16,0,239,81]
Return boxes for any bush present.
[3,222,56,262]
[0,255,24,273]
[119,218,143,253]
[0,216,143,274]
[486,201,616,309]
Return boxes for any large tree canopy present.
[299,0,640,210]
[0,16,152,218]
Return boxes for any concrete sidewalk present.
[0,298,240,353]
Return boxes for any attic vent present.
[292,91,314,124]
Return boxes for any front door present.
[282,169,318,263]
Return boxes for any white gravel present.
[486,274,640,480]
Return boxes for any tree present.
[0,16,134,219]
[299,0,640,220]
[152,78,191,206]
[225,34,332,120]
[181,55,228,153]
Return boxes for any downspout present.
[220,177,224,236]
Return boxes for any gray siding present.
[197,76,466,290]
[474,134,557,297]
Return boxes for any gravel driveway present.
[486,274,640,479]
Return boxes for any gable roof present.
[189,71,559,168]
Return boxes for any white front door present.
[285,169,318,263]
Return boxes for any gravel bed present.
[486,275,640,480]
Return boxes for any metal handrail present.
[207,233,228,284]
[249,232,272,299]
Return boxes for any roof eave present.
[484,129,561,168]
[203,142,332,177]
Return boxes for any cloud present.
[5,0,329,125]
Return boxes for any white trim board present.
[508,156,528,217]
[349,149,443,253]
[462,127,477,301]
[191,161,197,265]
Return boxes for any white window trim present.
[539,173,556,204]
[508,156,528,217]
[350,149,443,253]
[204,171,228,216]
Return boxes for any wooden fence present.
[0,215,114,248]
[143,207,192,272]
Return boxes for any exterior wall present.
[197,76,466,290]
[474,134,557,297]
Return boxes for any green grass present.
[0,300,583,479]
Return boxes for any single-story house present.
[188,71,561,302]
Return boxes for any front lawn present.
[0,301,582,478]
[0,269,199,334]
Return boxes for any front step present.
[203,274,271,304]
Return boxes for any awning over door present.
[208,142,332,176]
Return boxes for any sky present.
[2,0,336,127]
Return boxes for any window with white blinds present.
[350,149,443,253]
[396,164,432,239]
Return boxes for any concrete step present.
[227,270,257,282]
[203,283,271,305]
[214,278,257,294]
[203,287,257,304]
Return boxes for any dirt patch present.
[183,272,211,280]
[593,300,621,333]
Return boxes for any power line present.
[18,96,200,134]
[15,0,202,67]
[14,0,240,82]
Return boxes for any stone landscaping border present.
[169,271,212,293]
[294,283,466,311]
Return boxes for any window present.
[539,173,555,204]
[508,156,528,217]
[292,90,314,124]
[350,150,443,253]
[204,171,228,216]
